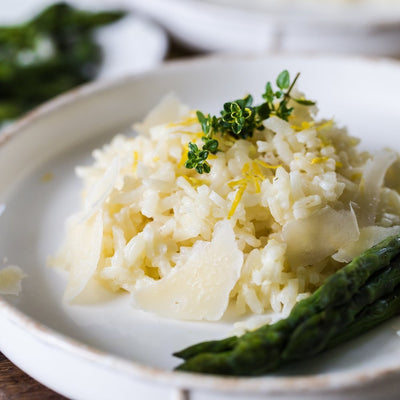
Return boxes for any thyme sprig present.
[185,70,315,174]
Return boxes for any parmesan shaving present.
[0,265,25,295]
[132,220,242,320]
[356,149,397,227]
[50,211,103,301]
[333,225,400,263]
[283,205,359,268]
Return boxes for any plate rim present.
[129,0,400,30]
[2,52,400,394]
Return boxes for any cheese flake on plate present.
[333,225,400,263]
[0,265,25,295]
[52,211,103,302]
[283,205,360,268]
[131,220,243,321]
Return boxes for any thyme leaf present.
[184,70,315,173]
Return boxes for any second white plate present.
[124,0,400,56]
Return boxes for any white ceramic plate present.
[0,0,168,80]
[1,54,400,400]
[124,0,400,56]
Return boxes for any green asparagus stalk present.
[283,257,400,360]
[174,234,400,375]
[31,2,125,32]
[326,287,400,349]
[0,2,126,125]
[175,336,238,361]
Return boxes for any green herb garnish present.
[184,70,315,174]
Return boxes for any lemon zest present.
[228,161,270,218]
[182,175,207,188]
[228,184,247,219]
[166,116,198,129]
[316,120,334,131]
[292,119,334,132]
[228,178,247,188]
[311,157,329,164]
[243,162,266,183]
[291,121,314,132]
[252,175,261,193]
[254,160,282,170]
[132,151,140,171]
[251,162,264,178]
[242,162,250,175]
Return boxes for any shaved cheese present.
[283,206,359,268]
[333,225,400,263]
[82,157,120,221]
[131,220,243,320]
[0,265,25,295]
[356,149,397,227]
[55,211,103,301]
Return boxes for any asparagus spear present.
[174,234,400,375]
[327,287,400,349]
[283,257,400,360]
[175,336,238,361]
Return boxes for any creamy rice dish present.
[50,86,400,324]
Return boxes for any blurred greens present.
[0,2,126,125]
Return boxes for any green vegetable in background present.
[174,234,400,376]
[0,2,126,125]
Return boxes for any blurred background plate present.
[123,0,400,56]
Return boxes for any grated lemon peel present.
[227,161,281,218]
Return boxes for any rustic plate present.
[0,54,400,399]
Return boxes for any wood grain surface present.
[0,352,66,399]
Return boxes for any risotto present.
[50,86,400,323]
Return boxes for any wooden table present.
[0,352,66,399]
[0,36,200,400]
